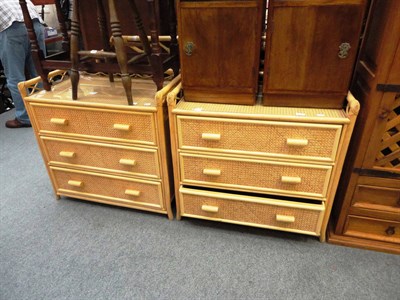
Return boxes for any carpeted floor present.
[1,109,399,300]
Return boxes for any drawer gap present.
[182,184,323,205]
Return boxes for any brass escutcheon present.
[338,42,351,59]
[184,41,195,56]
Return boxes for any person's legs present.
[0,22,33,125]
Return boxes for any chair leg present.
[96,0,114,83]
[168,0,180,77]
[147,0,164,90]
[70,0,80,100]
[108,0,133,105]
[19,0,51,91]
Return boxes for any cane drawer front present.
[344,216,400,244]
[180,187,325,235]
[50,167,164,209]
[180,153,332,199]
[41,137,160,179]
[28,103,157,145]
[177,116,342,162]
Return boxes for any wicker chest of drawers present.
[168,85,359,241]
[20,71,180,219]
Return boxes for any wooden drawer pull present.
[286,138,308,146]
[201,133,221,141]
[67,180,83,187]
[203,169,221,176]
[125,189,141,197]
[113,123,131,131]
[50,118,68,125]
[119,159,136,166]
[276,214,295,223]
[59,151,76,158]
[201,205,219,213]
[281,176,301,184]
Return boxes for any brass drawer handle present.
[286,138,308,147]
[338,42,351,59]
[119,159,136,166]
[50,118,68,125]
[184,41,195,56]
[281,176,301,184]
[203,169,221,176]
[113,123,131,131]
[67,180,83,187]
[125,189,141,197]
[201,133,221,141]
[201,205,219,213]
[276,214,295,223]
[385,226,396,236]
[59,151,76,158]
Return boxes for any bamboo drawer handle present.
[50,118,68,125]
[201,205,219,213]
[67,180,83,187]
[201,133,221,141]
[276,214,295,223]
[286,138,308,146]
[119,159,136,166]
[113,124,131,131]
[281,176,302,184]
[125,189,141,197]
[203,169,221,176]
[59,151,76,158]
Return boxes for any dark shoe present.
[5,118,32,128]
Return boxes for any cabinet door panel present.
[178,1,262,103]
[264,1,366,107]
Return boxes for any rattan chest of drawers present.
[20,71,180,219]
[168,85,359,241]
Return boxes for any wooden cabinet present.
[20,70,181,219]
[263,0,368,108]
[177,0,265,105]
[328,0,400,254]
[168,85,359,241]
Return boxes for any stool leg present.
[70,0,80,100]
[108,0,133,105]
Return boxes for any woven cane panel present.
[29,103,156,145]
[180,154,331,198]
[181,192,323,234]
[375,94,400,169]
[175,100,348,121]
[178,117,341,161]
[41,138,160,178]
[51,168,163,207]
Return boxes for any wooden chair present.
[19,0,70,91]
[70,0,179,105]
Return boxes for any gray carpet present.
[1,109,399,300]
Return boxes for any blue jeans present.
[0,20,45,125]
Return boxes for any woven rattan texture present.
[375,94,400,169]
[179,118,340,160]
[42,138,160,177]
[176,100,348,121]
[52,169,162,207]
[182,193,322,233]
[181,155,331,197]
[30,104,156,144]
